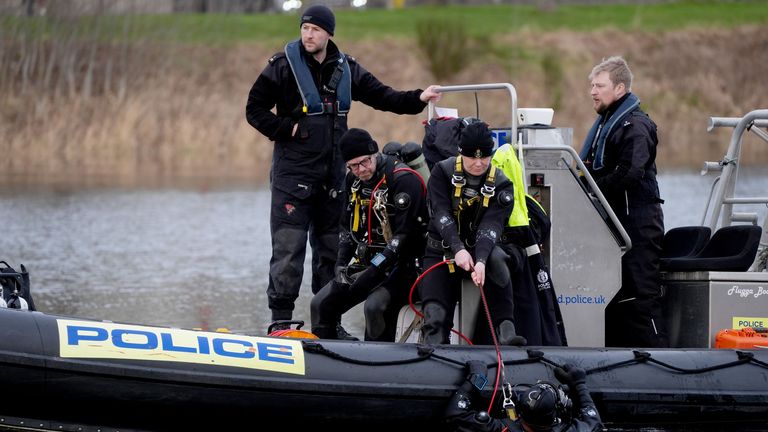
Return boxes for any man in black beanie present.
[300,4,336,36]
[310,128,428,341]
[418,119,526,346]
[246,5,441,332]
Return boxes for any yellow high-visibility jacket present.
[491,143,541,229]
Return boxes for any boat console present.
[400,84,767,348]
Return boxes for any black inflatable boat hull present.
[1,308,766,431]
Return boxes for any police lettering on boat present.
[58,319,306,375]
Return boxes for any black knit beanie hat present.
[458,120,494,158]
[340,128,378,162]
[300,5,335,36]
[517,383,562,429]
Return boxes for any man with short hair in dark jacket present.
[245,5,441,330]
[579,55,667,348]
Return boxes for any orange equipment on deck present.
[267,320,318,339]
[715,327,768,349]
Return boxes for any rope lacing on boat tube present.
[632,350,768,374]
[514,349,768,377]
[301,340,436,366]
[301,343,768,376]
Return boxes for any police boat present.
[0,308,766,431]
[0,85,766,431]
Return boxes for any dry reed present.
[2,25,767,188]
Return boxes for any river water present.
[0,168,765,336]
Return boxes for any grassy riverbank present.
[8,1,764,43]
[1,2,767,188]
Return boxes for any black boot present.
[336,323,359,341]
[497,320,527,346]
[268,321,291,333]
[420,303,450,345]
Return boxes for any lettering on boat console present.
[557,294,607,305]
[727,285,767,299]
[732,316,767,329]
[57,319,306,375]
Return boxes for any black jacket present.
[246,40,427,190]
[337,154,428,272]
[426,157,514,265]
[584,94,663,216]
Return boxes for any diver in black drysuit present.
[445,361,603,432]
[311,128,428,341]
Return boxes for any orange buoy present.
[715,327,768,349]
[269,328,319,339]
[267,320,318,339]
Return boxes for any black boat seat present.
[661,225,762,272]
[660,226,712,260]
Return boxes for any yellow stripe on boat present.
[57,319,306,375]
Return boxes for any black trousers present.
[418,246,515,344]
[497,243,544,345]
[606,203,668,348]
[310,263,417,341]
[267,181,342,321]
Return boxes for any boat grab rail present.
[427,83,523,190]
[707,117,768,131]
[521,144,632,252]
[703,109,768,231]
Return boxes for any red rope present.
[476,278,504,413]
[407,259,506,413]
[406,260,473,345]
[392,167,426,194]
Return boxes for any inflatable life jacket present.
[284,39,351,116]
